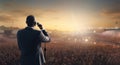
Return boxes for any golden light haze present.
[13,9,98,32]
[0,0,120,32]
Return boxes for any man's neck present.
[27,26,34,28]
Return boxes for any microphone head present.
[37,22,42,26]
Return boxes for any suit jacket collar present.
[25,27,34,30]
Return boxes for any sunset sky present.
[0,0,120,31]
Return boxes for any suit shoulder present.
[33,29,41,34]
[17,29,24,32]
[34,29,40,32]
[17,29,25,34]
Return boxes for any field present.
[0,30,120,65]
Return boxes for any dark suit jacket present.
[17,27,50,65]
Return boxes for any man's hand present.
[37,22,43,29]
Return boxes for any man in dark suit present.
[17,15,50,65]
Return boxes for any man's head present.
[26,15,36,27]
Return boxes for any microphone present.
[37,22,43,29]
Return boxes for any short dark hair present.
[26,15,36,27]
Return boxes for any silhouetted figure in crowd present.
[17,15,50,65]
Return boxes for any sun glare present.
[67,12,89,32]
[17,10,91,33]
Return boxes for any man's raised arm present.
[37,22,50,42]
[40,29,50,42]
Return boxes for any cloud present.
[3,2,15,7]
[0,7,61,23]
[0,15,15,22]
[7,8,59,18]
[101,1,120,20]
